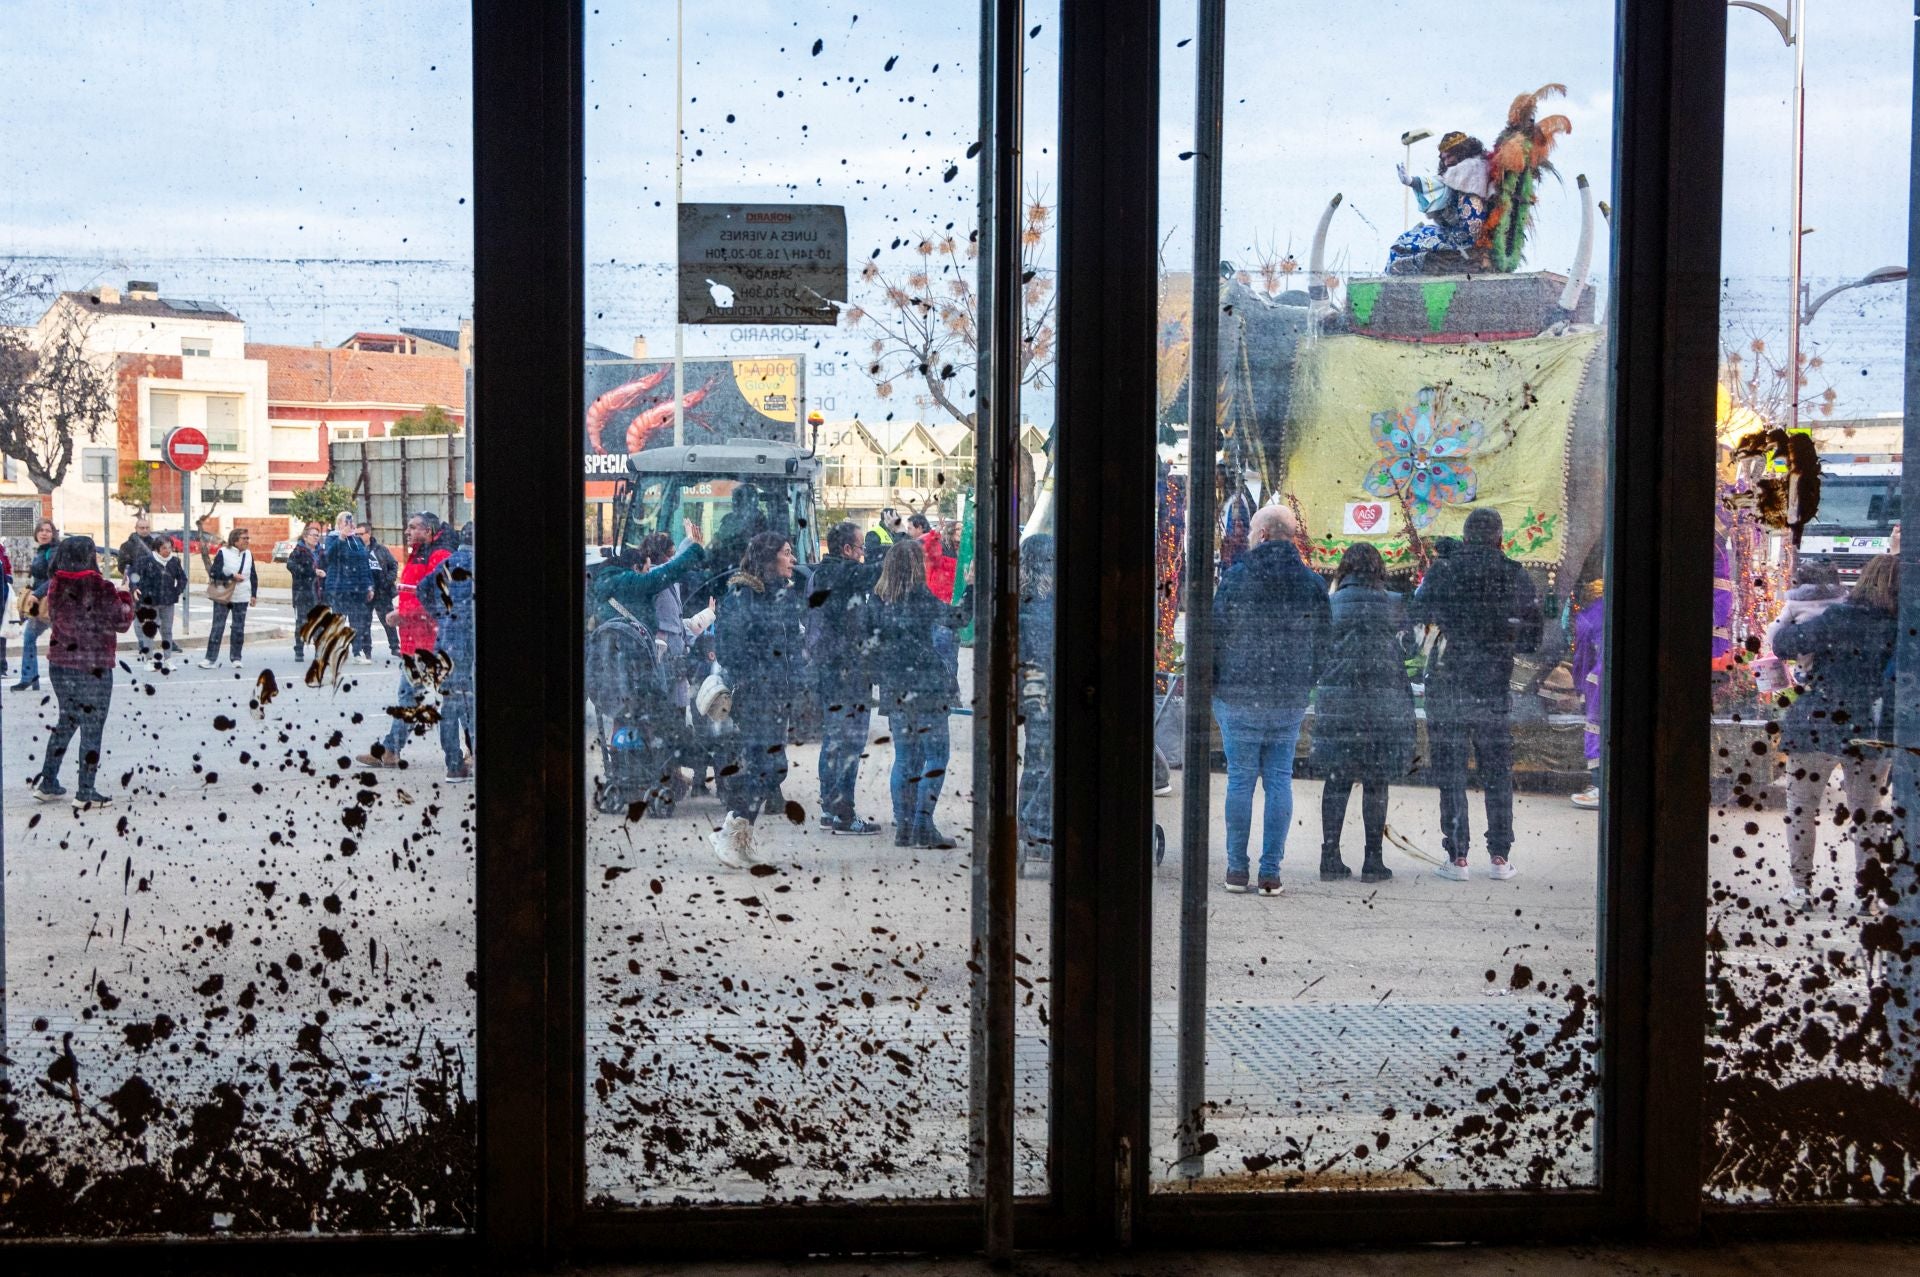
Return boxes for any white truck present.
[1799,419,1903,580]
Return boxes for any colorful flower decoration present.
[1363,387,1485,528]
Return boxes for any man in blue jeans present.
[1210,504,1329,896]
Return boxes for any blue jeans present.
[1213,698,1306,879]
[20,616,48,682]
[384,668,463,768]
[817,684,872,820]
[888,705,951,836]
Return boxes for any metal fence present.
[329,435,471,545]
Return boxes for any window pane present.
[0,1,474,1236]
[1703,2,1920,1204]
[1150,0,1612,1191]
[582,0,1048,1204]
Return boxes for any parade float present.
[1159,86,1606,787]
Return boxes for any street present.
[0,633,1877,1208]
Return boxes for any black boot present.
[1361,844,1393,883]
[1319,843,1352,881]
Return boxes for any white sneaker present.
[1570,786,1600,810]
[198,658,219,670]
[711,814,754,870]
[1488,859,1518,881]
[1436,859,1470,882]
[231,657,244,670]
[353,654,373,666]
[1786,886,1814,914]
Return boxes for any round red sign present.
[163,426,210,473]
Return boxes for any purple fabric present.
[1712,540,1734,664]
[1572,596,1605,764]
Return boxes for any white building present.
[0,281,272,545]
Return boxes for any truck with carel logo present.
[1796,418,1903,581]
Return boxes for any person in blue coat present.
[320,511,376,663]
[1209,504,1329,896]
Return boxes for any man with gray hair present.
[1209,502,1329,896]
[321,508,377,663]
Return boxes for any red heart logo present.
[1353,503,1384,531]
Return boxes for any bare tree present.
[847,193,1055,508]
[0,283,117,495]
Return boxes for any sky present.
[0,0,1911,413]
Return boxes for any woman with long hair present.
[1310,541,1415,883]
[711,530,803,867]
[199,526,258,669]
[12,518,59,692]
[873,536,973,849]
[31,536,133,807]
[1771,552,1899,911]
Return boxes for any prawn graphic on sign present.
[1361,386,1485,528]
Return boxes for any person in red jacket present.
[909,512,961,690]
[32,536,134,808]
[357,511,455,774]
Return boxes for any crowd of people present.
[585,510,1008,871]
[2,508,475,810]
[1210,503,1544,895]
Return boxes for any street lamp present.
[1802,265,1909,325]
[1730,0,1806,430]
[1400,129,1432,231]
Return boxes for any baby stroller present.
[586,600,679,817]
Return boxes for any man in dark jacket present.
[118,513,156,599]
[321,512,376,662]
[1411,507,1543,882]
[808,522,885,834]
[1210,505,1329,895]
[364,526,401,657]
[423,522,476,781]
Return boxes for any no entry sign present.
[163,426,209,473]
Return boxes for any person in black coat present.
[139,534,188,660]
[1311,543,1415,883]
[364,526,401,657]
[712,531,804,867]
[1771,552,1898,911]
[873,536,974,850]
[287,522,324,661]
[1209,505,1330,895]
[1411,507,1543,881]
[807,521,886,834]
[1018,533,1057,865]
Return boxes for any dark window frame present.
[8,0,1918,1264]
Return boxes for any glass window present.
[149,388,180,449]
[205,392,243,451]
[1151,0,1612,1192]
[581,0,1047,1205]
[0,0,475,1237]
[1703,0,1920,1205]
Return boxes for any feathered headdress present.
[1479,83,1573,272]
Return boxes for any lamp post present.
[1730,0,1806,431]
[1400,128,1433,231]
[1801,265,1909,325]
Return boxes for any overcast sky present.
[0,1,1910,338]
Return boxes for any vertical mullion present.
[982,0,1025,1260]
[1053,0,1161,1248]
[1604,0,1725,1238]
[473,0,583,1263]
[1174,0,1226,1179]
